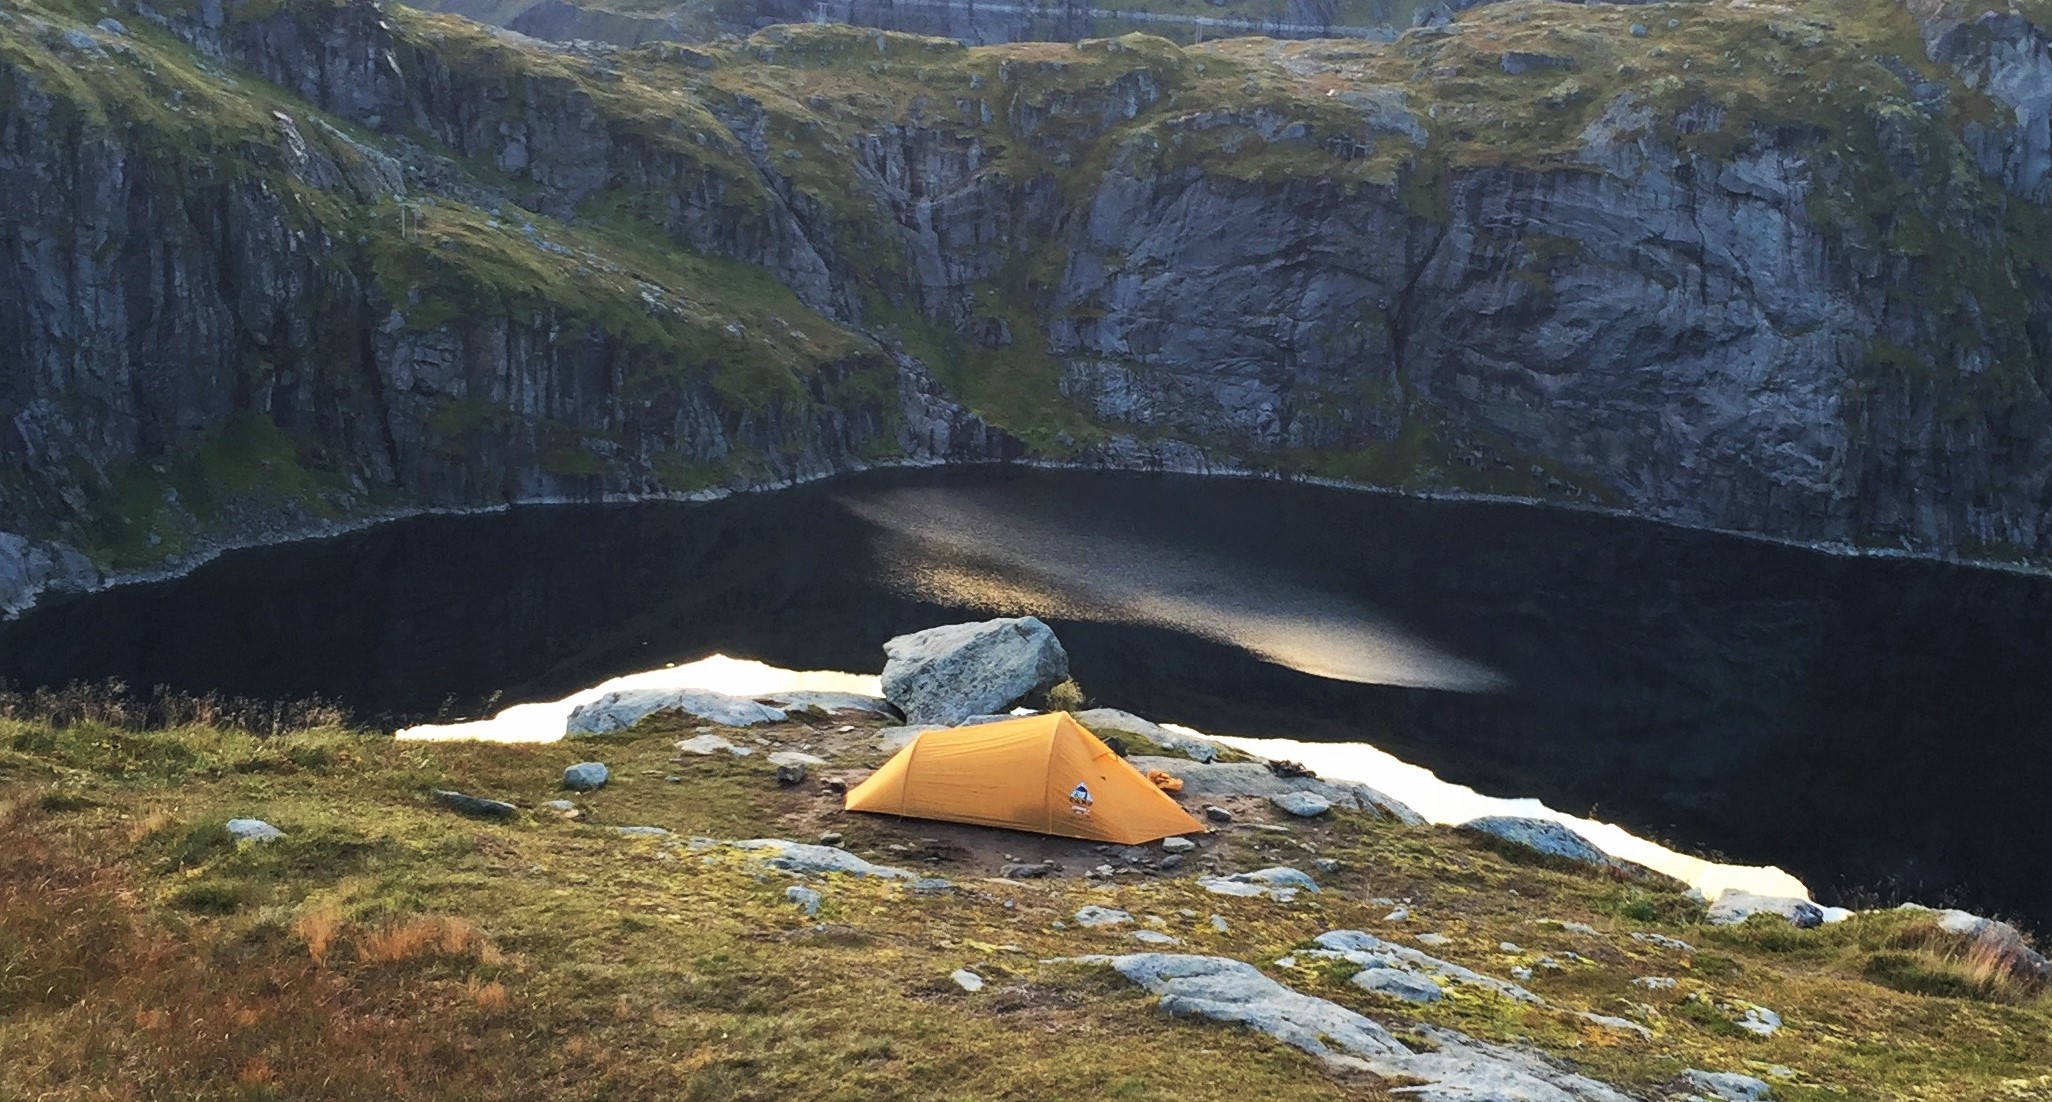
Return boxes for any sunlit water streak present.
[402,655,1811,902]
[841,487,1510,692]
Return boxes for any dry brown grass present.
[0,680,348,735]
[0,801,554,1101]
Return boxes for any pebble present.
[1131,930,1180,946]
[1159,854,1185,870]
[950,969,985,993]
[1633,976,1678,990]
[1204,805,1235,823]
[818,831,844,846]
[1499,942,1521,953]
[1415,932,1451,947]
[912,878,954,895]
[1210,914,1229,933]
[1001,862,1055,878]
[1510,965,1535,980]
[1162,836,1197,853]
[1384,907,1410,922]
[1312,857,1341,874]
[544,800,576,811]
[786,885,823,916]
[1074,905,1134,927]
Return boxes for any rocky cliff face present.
[4,0,2052,611]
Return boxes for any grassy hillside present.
[3,694,2047,1100]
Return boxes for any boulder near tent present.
[844,712,1207,844]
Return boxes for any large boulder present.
[880,617,1070,726]
[566,689,786,735]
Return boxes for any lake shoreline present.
[11,454,2049,621]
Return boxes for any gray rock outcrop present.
[1460,816,1611,866]
[562,762,609,791]
[567,690,787,735]
[1132,757,1421,824]
[880,617,1070,726]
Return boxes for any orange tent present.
[844,712,1207,845]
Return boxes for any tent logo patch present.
[1068,782,1093,816]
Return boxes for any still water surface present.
[4,468,2048,926]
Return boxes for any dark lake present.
[4,466,2049,930]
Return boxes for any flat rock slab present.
[767,750,829,768]
[1074,905,1135,927]
[1684,1069,1774,1101]
[1073,708,1224,762]
[1351,965,1444,1004]
[729,839,916,880]
[1128,756,1421,824]
[567,688,786,735]
[1707,890,1824,929]
[1311,930,1543,1005]
[881,617,1069,726]
[1097,954,1639,1100]
[677,734,755,757]
[433,789,518,819]
[1270,792,1332,817]
[876,725,941,753]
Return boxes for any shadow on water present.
[2,466,2049,930]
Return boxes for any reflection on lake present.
[3,467,2048,929]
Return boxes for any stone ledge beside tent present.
[1128,756,1422,825]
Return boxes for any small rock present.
[1001,863,1054,879]
[1499,942,1521,953]
[1312,857,1341,874]
[1210,914,1229,933]
[1683,1069,1774,1102]
[613,825,672,836]
[1269,792,1332,818]
[563,762,609,791]
[1559,921,1598,936]
[1633,976,1678,990]
[1630,931,1695,952]
[786,885,823,916]
[768,750,828,768]
[1630,22,1647,36]
[1510,965,1535,980]
[1074,905,1134,927]
[1162,836,1197,853]
[1132,930,1180,946]
[1736,1005,1782,1037]
[950,968,985,992]
[544,800,576,811]
[433,789,518,819]
[1204,805,1235,823]
[775,762,808,786]
[912,878,954,895]
[1384,907,1410,922]
[96,17,127,35]
[1500,50,1576,75]
[817,831,844,846]
[1159,854,1185,870]
[1415,932,1451,947]
[226,818,283,843]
